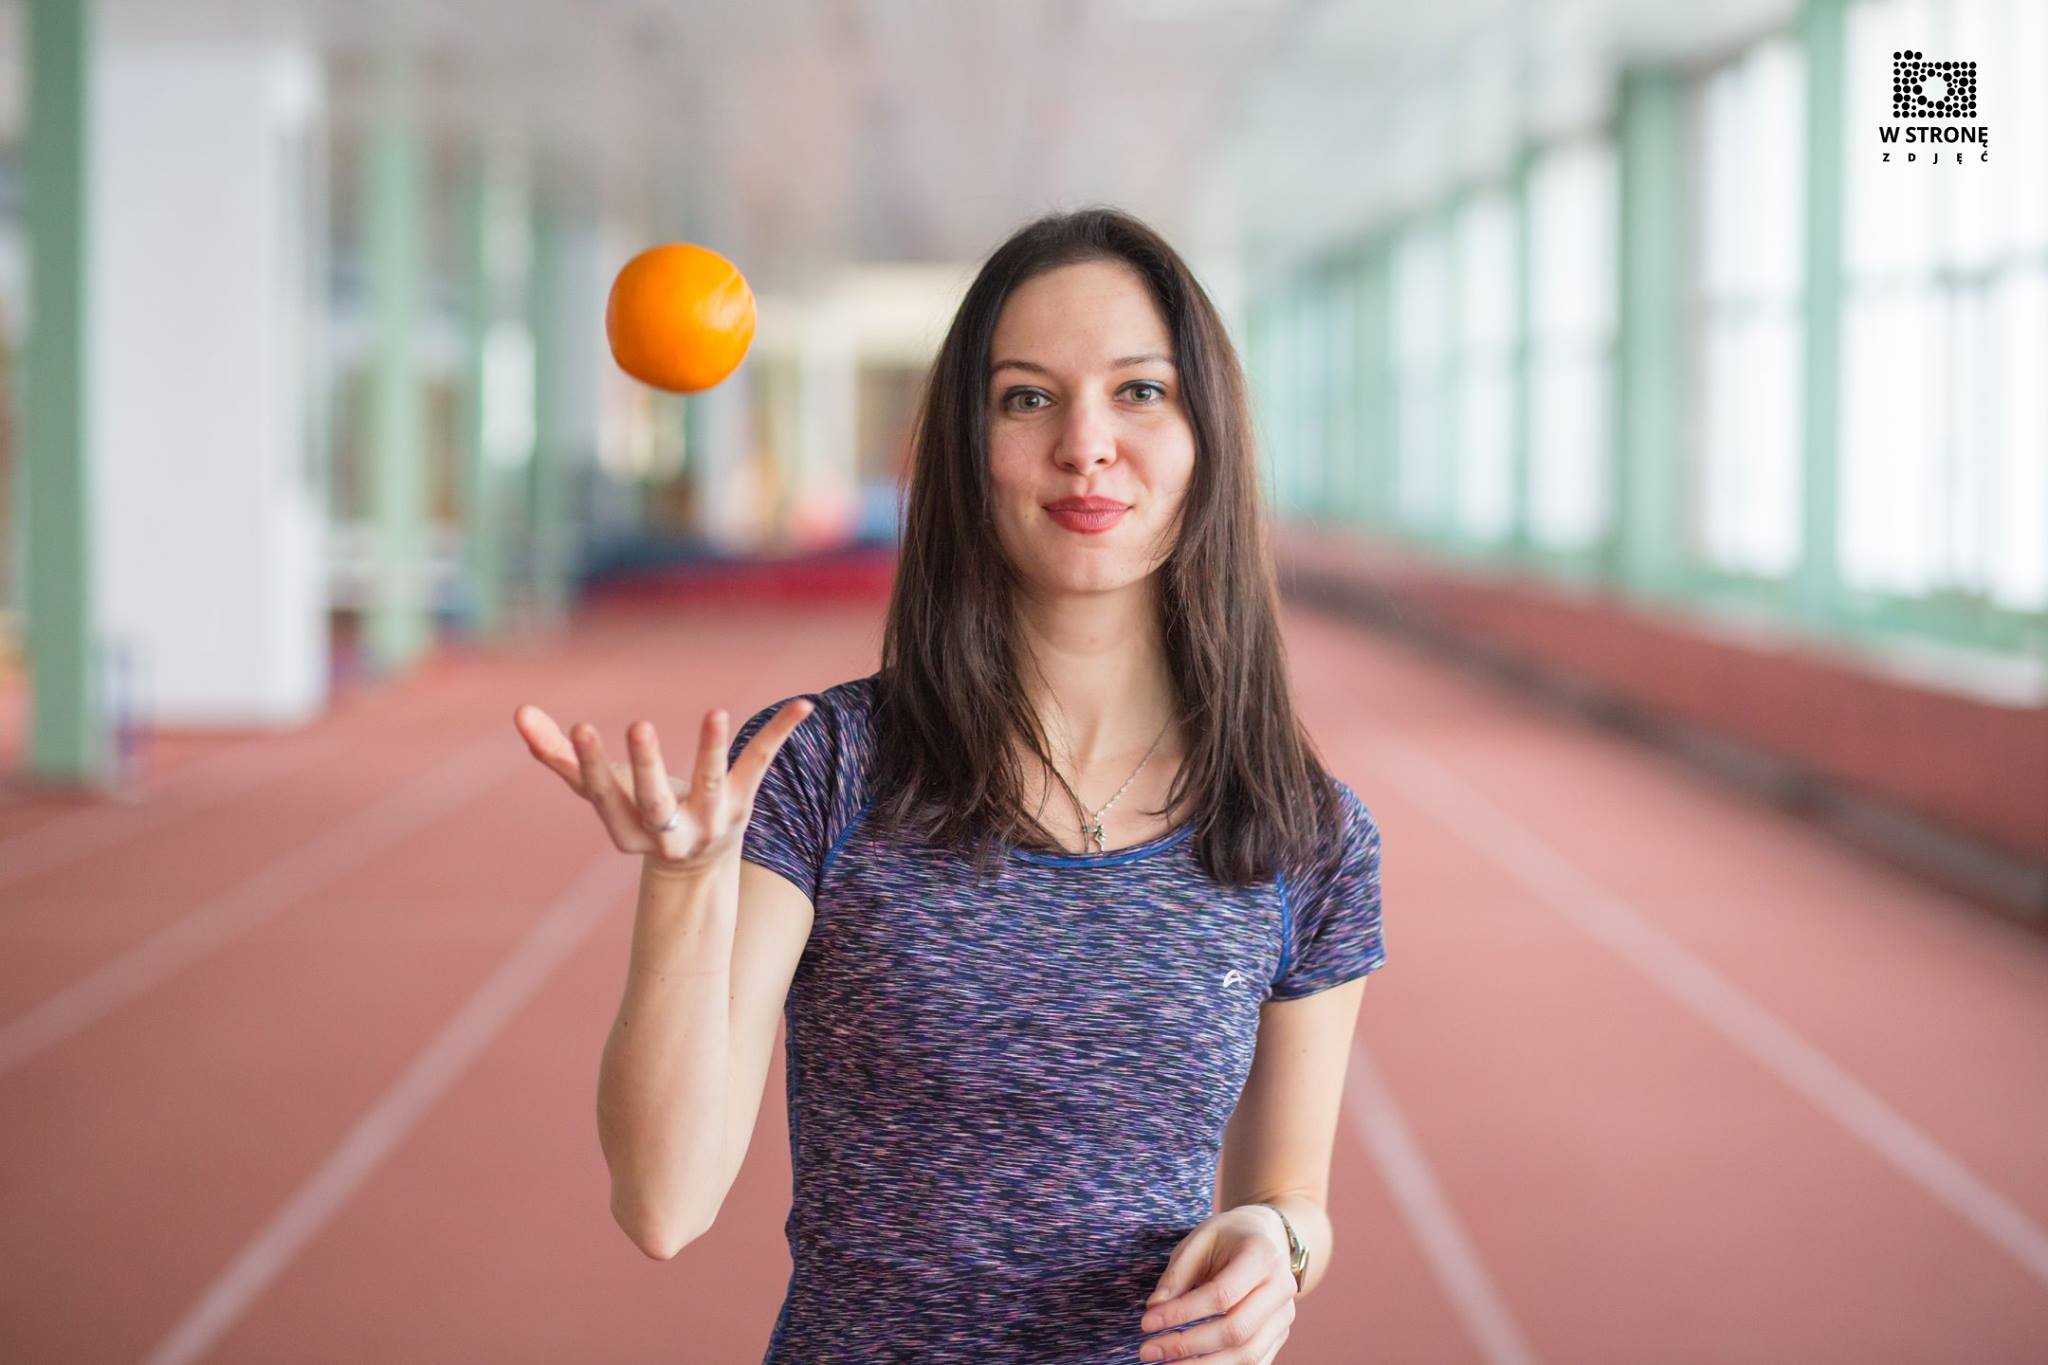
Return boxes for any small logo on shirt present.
[1220,968,1250,989]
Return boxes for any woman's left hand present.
[1137,1204,1297,1362]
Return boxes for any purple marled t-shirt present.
[726,672,1385,1363]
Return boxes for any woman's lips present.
[1046,505,1128,533]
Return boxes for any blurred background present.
[1,0,2045,1362]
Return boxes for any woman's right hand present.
[511,697,816,878]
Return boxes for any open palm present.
[511,697,814,876]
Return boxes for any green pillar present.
[1295,278,1319,518]
[362,56,432,674]
[528,197,573,625]
[1612,68,1690,599]
[1358,235,1395,530]
[1330,251,1364,527]
[1292,275,1316,520]
[1277,278,1310,517]
[24,0,104,787]
[456,143,531,639]
[456,157,495,638]
[1264,287,1295,514]
[1330,254,1364,526]
[1245,296,1279,511]
[1509,145,1537,560]
[1797,0,1848,632]
[1306,269,1336,521]
[1440,196,1466,553]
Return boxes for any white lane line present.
[1369,733,2048,1292]
[0,727,366,891]
[139,849,637,1365]
[1346,1043,1544,1365]
[0,734,521,1075]
[0,674,493,892]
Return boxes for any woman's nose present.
[1054,396,1118,473]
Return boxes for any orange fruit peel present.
[604,242,756,393]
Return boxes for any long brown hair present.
[866,205,1344,889]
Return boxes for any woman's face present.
[985,259,1196,599]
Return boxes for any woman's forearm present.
[596,854,740,1258]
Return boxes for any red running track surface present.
[1,595,2044,1363]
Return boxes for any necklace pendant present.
[1081,819,1105,852]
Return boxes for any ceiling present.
[6,0,1800,291]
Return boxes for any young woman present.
[516,207,1386,1364]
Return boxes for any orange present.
[604,242,756,393]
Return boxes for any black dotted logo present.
[1892,51,1976,118]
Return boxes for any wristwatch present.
[1255,1201,1309,1293]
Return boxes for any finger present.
[725,697,816,798]
[1144,1243,1266,1337]
[1142,1274,1292,1363]
[571,724,640,836]
[514,705,585,793]
[685,707,730,811]
[1146,1236,1253,1334]
[1253,1322,1289,1365]
[1231,1306,1290,1365]
[1249,1300,1293,1364]
[1144,1232,1210,1326]
[627,720,679,829]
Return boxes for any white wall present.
[88,42,327,727]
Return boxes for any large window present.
[1694,36,1807,581]
[1527,138,1618,553]
[1247,294,1292,509]
[1296,271,1340,518]
[1454,190,1518,546]
[1321,256,1365,524]
[1841,0,2047,612]
[1392,219,1453,532]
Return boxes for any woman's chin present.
[1022,561,1154,598]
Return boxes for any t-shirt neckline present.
[1008,819,1197,868]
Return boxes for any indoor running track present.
[1,595,2044,1363]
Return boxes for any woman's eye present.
[1001,384,1164,411]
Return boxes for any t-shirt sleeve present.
[1269,779,1386,1001]
[726,690,840,903]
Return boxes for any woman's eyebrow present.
[988,353,1177,378]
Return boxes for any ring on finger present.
[649,807,682,835]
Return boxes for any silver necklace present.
[1044,716,1174,853]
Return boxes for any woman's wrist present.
[1246,1203,1290,1255]
[1241,1197,1312,1294]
